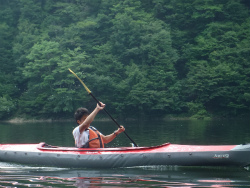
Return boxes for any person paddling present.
[73,102,125,148]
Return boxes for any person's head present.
[74,107,90,125]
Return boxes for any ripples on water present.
[0,162,249,187]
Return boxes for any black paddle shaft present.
[89,93,138,147]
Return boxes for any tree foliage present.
[0,0,249,120]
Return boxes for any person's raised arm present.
[79,102,105,133]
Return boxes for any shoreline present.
[2,118,73,123]
[1,115,249,123]
[1,117,115,123]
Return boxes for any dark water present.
[0,119,249,187]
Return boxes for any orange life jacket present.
[82,127,104,148]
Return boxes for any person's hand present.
[96,102,105,110]
[117,125,125,134]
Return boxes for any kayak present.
[0,142,249,168]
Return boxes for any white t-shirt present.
[72,126,89,148]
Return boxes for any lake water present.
[0,119,249,187]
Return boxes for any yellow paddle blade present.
[68,68,91,94]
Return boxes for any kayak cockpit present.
[37,142,171,152]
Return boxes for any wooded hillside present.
[0,0,249,120]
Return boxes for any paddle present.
[69,68,138,147]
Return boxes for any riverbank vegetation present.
[0,0,249,120]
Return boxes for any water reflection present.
[0,164,249,187]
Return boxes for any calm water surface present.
[0,119,249,187]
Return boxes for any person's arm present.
[102,126,125,144]
[79,102,105,133]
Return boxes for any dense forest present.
[0,0,249,120]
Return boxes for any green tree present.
[90,0,179,117]
[0,0,20,119]
[0,0,249,120]
[184,18,250,117]
[19,41,89,117]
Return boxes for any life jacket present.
[82,127,104,148]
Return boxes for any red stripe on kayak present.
[0,143,237,154]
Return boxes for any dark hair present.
[74,107,90,124]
